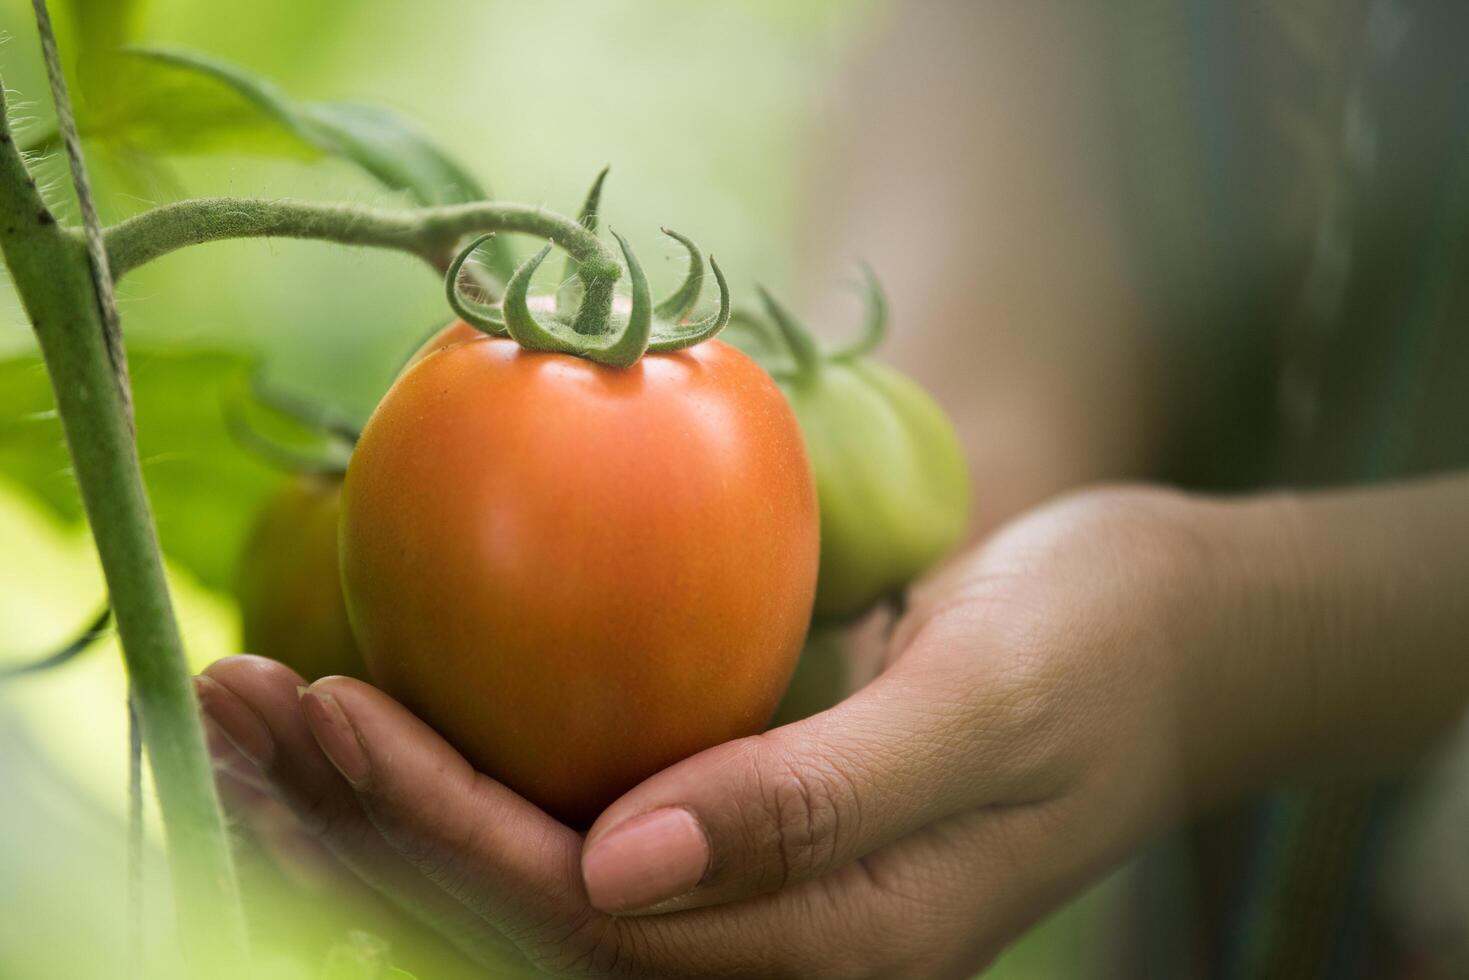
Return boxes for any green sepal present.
[828,263,887,362]
[444,233,508,336]
[744,263,887,374]
[653,227,705,323]
[646,250,731,353]
[501,233,652,368]
[757,285,823,375]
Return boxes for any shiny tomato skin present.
[236,474,365,681]
[403,319,481,371]
[340,337,819,826]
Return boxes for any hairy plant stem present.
[0,71,249,978]
[104,195,622,292]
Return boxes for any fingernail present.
[581,807,710,913]
[300,688,371,788]
[194,675,273,768]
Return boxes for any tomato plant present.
[0,0,736,958]
[0,1,966,969]
[340,239,819,825]
[728,274,971,620]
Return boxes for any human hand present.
[199,484,1421,977]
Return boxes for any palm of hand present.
[202,488,1199,978]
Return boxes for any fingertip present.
[300,686,372,788]
[304,673,380,709]
[204,653,308,692]
[581,806,711,914]
[194,670,275,768]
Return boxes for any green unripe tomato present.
[729,275,971,621]
[784,358,970,619]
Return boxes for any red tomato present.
[403,319,481,371]
[340,337,819,826]
[236,474,364,681]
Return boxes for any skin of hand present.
[198,477,1469,979]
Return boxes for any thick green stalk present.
[104,195,621,283]
[0,85,249,973]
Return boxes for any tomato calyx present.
[743,264,888,381]
[443,170,730,368]
[726,270,972,622]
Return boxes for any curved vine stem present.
[103,195,626,340]
[104,196,621,283]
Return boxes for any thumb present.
[580,635,1033,915]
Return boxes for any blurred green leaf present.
[89,46,490,206]
[0,349,287,592]
[78,46,515,277]
[29,38,499,213]
[293,101,487,207]
[62,0,142,92]
[80,49,318,159]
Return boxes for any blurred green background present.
[0,0,873,390]
[0,1,1110,976]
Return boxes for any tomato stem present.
[0,31,251,973]
[104,195,620,283]
[499,233,655,367]
[558,166,610,313]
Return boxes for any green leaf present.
[60,0,143,92]
[99,47,515,278]
[0,349,287,592]
[292,101,486,206]
[121,46,492,205]
[78,50,319,159]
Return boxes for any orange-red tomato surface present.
[341,337,819,826]
[403,318,481,371]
